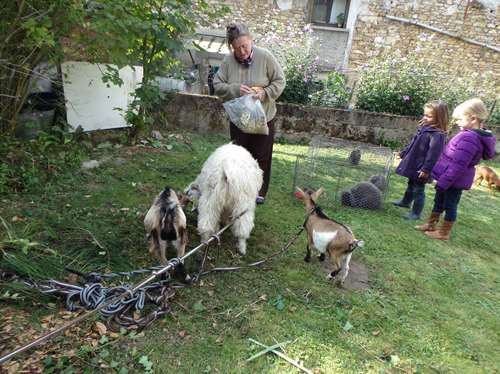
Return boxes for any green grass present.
[1,132,499,373]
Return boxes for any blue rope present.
[22,275,175,328]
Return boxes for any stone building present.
[195,0,498,92]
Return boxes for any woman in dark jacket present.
[393,101,449,220]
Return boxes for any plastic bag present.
[223,94,268,135]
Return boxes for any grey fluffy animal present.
[369,175,387,192]
[341,181,383,210]
[347,149,361,165]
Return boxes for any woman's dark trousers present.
[229,119,275,198]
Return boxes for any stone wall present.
[206,0,308,43]
[201,0,498,87]
[204,0,351,67]
[158,92,423,145]
[158,93,500,150]
[349,0,499,89]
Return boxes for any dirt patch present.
[321,259,370,290]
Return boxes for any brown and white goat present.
[144,186,190,281]
[296,187,364,284]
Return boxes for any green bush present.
[489,107,500,126]
[309,71,352,109]
[0,129,86,195]
[262,32,322,105]
[278,48,321,105]
[355,55,434,116]
[434,78,499,126]
[355,53,499,124]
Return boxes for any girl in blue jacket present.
[393,101,449,220]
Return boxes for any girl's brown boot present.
[414,212,441,231]
[424,220,454,241]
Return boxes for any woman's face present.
[231,36,252,61]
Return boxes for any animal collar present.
[302,207,316,228]
[302,206,352,235]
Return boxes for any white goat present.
[144,186,190,281]
[296,187,364,284]
[186,143,263,255]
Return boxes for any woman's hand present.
[251,86,266,101]
[240,84,253,96]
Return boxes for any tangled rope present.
[65,265,168,283]
[0,213,306,365]
[22,277,176,327]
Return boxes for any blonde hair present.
[453,98,489,122]
[424,100,449,132]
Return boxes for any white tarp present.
[62,62,143,131]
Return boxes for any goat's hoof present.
[304,255,311,263]
[318,253,325,262]
[327,269,341,281]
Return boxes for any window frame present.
[309,0,351,28]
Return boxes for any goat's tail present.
[348,239,365,252]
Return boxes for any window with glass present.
[310,0,350,28]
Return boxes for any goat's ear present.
[312,186,324,201]
[177,192,190,208]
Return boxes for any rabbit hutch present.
[293,136,395,209]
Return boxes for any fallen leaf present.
[41,315,53,323]
[65,273,79,284]
[95,321,107,336]
[6,363,20,374]
[372,330,380,336]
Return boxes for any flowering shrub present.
[355,54,435,116]
[489,109,500,126]
[355,53,499,124]
[309,71,352,109]
[434,75,499,126]
[259,25,321,105]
